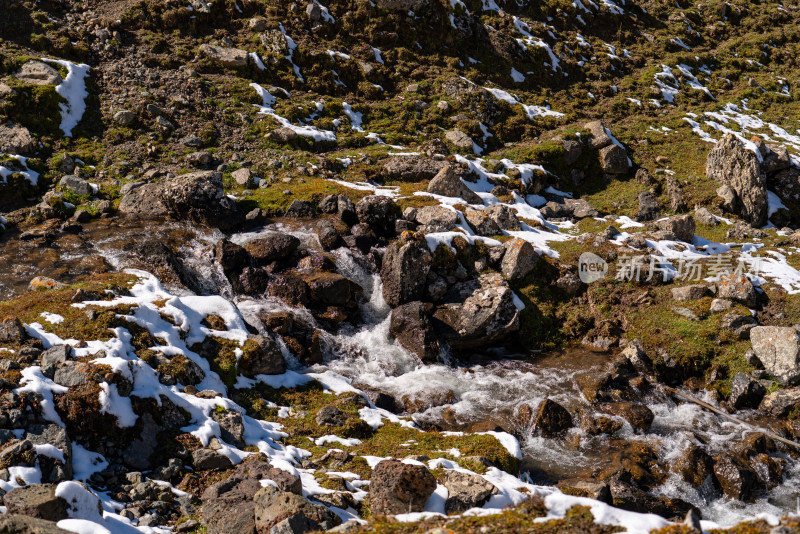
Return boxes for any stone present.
[369,459,437,515]
[40,345,71,379]
[0,124,35,155]
[131,240,201,293]
[599,144,630,174]
[710,298,733,313]
[433,273,520,350]
[159,171,245,231]
[721,312,758,339]
[249,17,267,31]
[0,515,71,534]
[501,238,539,280]
[636,192,660,221]
[672,444,714,488]
[464,207,500,236]
[200,44,250,67]
[706,135,768,227]
[763,145,792,175]
[768,167,800,204]
[232,168,255,187]
[306,2,322,21]
[714,454,757,501]
[383,156,446,182]
[253,485,341,533]
[113,110,136,125]
[445,129,474,150]
[245,234,300,264]
[381,239,431,307]
[729,372,766,410]
[599,402,654,432]
[193,448,234,471]
[186,151,213,167]
[14,61,62,85]
[118,183,168,218]
[694,206,718,225]
[439,470,498,514]
[316,405,347,427]
[534,399,573,436]
[389,301,440,362]
[717,273,758,307]
[53,363,91,388]
[315,220,341,250]
[414,205,459,232]
[0,317,26,342]
[303,272,360,307]
[671,285,712,301]
[750,326,800,385]
[59,175,93,196]
[485,204,521,230]
[4,485,67,521]
[426,166,482,204]
[760,388,800,416]
[240,335,286,377]
[355,195,399,236]
[585,121,612,150]
[653,214,695,242]
[268,127,300,143]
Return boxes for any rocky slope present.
[3,0,800,533]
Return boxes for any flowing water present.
[4,217,800,527]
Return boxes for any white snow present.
[42,58,90,137]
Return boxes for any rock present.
[599,402,654,432]
[193,448,234,471]
[0,317,26,342]
[268,127,299,143]
[316,405,347,427]
[113,110,136,125]
[585,121,612,150]
[426,166,482,204]
[59,175,92,196]
[375,0,427,10]
[671,285,712,301]
[53,363,91,388]
[599,144,630,174]
[665,176,686,212]
[303,272,360,307]
[315,220,341,250]
[717,184,738,213]
[534,399,573,436]
[710,298,733,313]
[464,207,501,236]
[389,301,440,362]
[268,274,310,306]
[306,2,322,21]
[694,206,718,225]
[714,454,757,501]
[685,509,702,532]
[381,239,431,307]
[672,444,714,488]
[159,171,245,231]
[200,44,250,67]
[501,238,539,280]
[118,183,169,218]
[439,470,498,514]
[14,61,61,85]
[240,335,286,377]
[763,145,792,175]
[636,192,660,222]
[285,199,315,218]
[414,205,459,232]
[750,453,784,489]
[40,345,71,379]
[0,515,71,534]
[729,373,766,410]
[445,129,474,150]
[215,239,250,284]
[720,313,757,339]
[27,424,72,481]
[706,135,768,227]
[253,485,341,533]
[245,234,300,264]
[186,151,213,167]
[355,195,399,237]
[717,273,758,307]
[4,485,67,521]
[653,214,695,242]
[212,410,245,448]
[131,240,201,293]
[750,326,800,385]
[767,167,800,204]
[485,204,521,230]
[248,17,267,31]
[441,77,502,125]
[369,459,437,515]
[433,273,520,350]
[383,156,446,182]
[73,209,91,223]
[760,388,800,416]
[0,124,35,155]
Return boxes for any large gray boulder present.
[433,272,520,350]
[501,238,539,280]
[439,470,498,514]
[355,195,399,236]
[253,486,341,533]
[717,273,758,307]
[389,301,440,362]
[159,171,245,231]
[14,61,62,85]
[381,238,431,307]
[426,165,482,204]
[369,459,436,516]
[3,485,67,521]
[707,135,768,227]
[652,214,696,242]
[199,44,250,67]
[413,205,459,232]
[118,183,169,218]
[0,514,72,534]
[0,124,36,155]
[750,326,800,385]
[239,335,286,377]
[59,175,92,196]
[383,156,445,182]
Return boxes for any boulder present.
[433,273,520,350]
[706,135,768,227]
[381,239,431,307]
[721,313,758,339]
[0,515,71,534]
[59,175,92,196]
[729,372,766,410]
[0,124,36,155]
[231,168,255,187]
[389,301,440,362]
[767,167,800,204]
[315,220,341,250]
[159,171,244,231]
[599,144,630,174]
[694,206,718,225]
[285,200,315,218]
[501,238,539,280]
[413,205,459,232]
[636,192,660,222]
[303,272,360,307]
[465,207,501,236]
[533,399,573,436]
[714,454,758,501]
[439,470,498,514]
[355,195,399,237]
[717,273,758,307]
[200,44,250,67]
[599,402,654,432]
[383,156,446,182]
[193,448,234,471]
[118,183,169,218]
[671,444,714,488]
[671,285,712,301]
[239,335,286,377]
[245,234,300,264]
[14,60,62,85]
[253,485,341,533]
[426,166,482,204]
[316,405,346,426]
[4,485,67,521]
[131,240,201,293]
[585,121,612,150]
[445,129,474,150]
[0,317,26,342]
[760,388,800,416]
[369,459,436,515]
[40,345,71,379]
[763,145,791,175]
[215,239,250,282]
[485,204,521,230]
[653,214,695,242]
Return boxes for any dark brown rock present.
[369,459,437,515]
